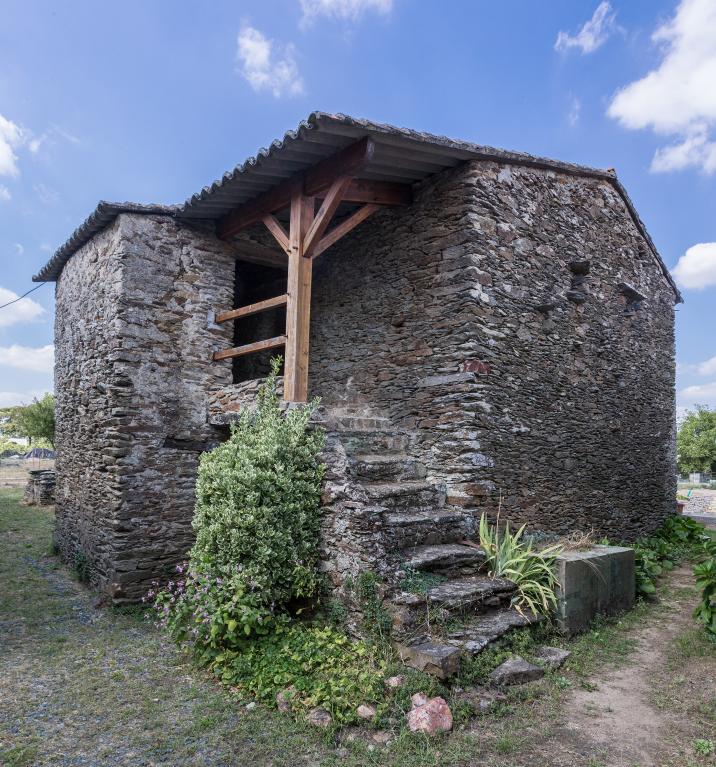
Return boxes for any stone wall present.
[54,213,236,599]
[307,160,677,541]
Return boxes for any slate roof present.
[32,111,681,301]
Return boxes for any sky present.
[0,0,714,417]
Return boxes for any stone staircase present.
[209,390,537,677]
[317,406,539,678]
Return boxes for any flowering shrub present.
[191,357,325,612]
[151,358,325,655]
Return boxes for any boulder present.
[534,646,571,670]
[489,656,545,686]
[406,695,453,735]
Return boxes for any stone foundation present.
[23,470,56,506]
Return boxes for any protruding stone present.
[397,642,461,679]
[534,646,571,670]
[402,543,486,572]
[406,696,453,735]
[426,575,516,610]
[385,675,405,689]
[489,656,545,686]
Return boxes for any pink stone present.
[411,692,429,708]
[406,696,453,735]
[356,703,377,720]
[385,675,405,689]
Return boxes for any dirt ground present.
[537,567,716,766]
[1,490,714,767]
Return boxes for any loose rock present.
[385,675,405,689]
[356,703,377,720]
[489,656,545,686]
[276,687,295,713]
[307,707,333,728]
[406,695,453,735]
[534,646,571,670]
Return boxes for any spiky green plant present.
[478,512,562,616]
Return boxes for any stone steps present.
[364,480,439,511]
[383,509,469,548]
[426,575,516,610]
[349,453,427,482]
[336,429,412,453]
[395,605,541,678]
[400,542,487,573]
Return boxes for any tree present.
[677,406,716,475]
[2,394,56,448]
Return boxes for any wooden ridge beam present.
[215,294,288,324]
[212,335,286,361]
[311,204,381,260]
[320,179,412,206]
[218,137,375,239]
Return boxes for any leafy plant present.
[215,622,385,724]
[354,571,393,647]
[478,513,562,616]
[693,557,716,642]
[694,738,715,756]
[73,550,89,583]
[153,357,325,652]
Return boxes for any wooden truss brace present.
[213,137,412,402]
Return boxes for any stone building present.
[35,113,681,603]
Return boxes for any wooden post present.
[284,187,314,402]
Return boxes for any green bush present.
[626,516,712,600]
[192,357,325,608]
[154,358,325,649]
[478,513,562,616]
[152,360,390,723]
[693,539,716,642]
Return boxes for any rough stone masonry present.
[41,115,680,601]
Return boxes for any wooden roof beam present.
[218,137,376,239]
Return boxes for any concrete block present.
[555,545,635,635]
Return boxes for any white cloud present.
[28,124,81,155]
[608,0,716,174]
[697,356,716,376]
[679,380,716,405]
[236,25,304,98]
[568,97,581,127]
[33,183,59,205]
[0,344,54,373]
[0,113,24,177]
[0,286,45,328]
[300,0,392,24]
[0,389,51,408]
[14,243,23,256]
[0,185,10,202]
[671,242,716,289]
[0,345,53,373]
[555,2,617,54]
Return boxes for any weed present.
[73,549,89,582]
[694,738,714,756]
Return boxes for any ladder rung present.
[215,294,288,323]
[212,335,286,361]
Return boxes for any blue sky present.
[0,0,714,416]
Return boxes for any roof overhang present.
[32,111,682,303]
